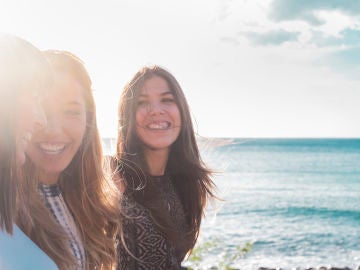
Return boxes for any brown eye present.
[137,100,148,107]
[64,110,81,116]
[162,98,175,103]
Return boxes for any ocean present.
[102,138,360,269]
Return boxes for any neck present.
[143,148,169,176]
[38,171,60,185]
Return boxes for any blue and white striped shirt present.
[39,184,85,270]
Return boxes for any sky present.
[1,0,360,138]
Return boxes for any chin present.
[40,164,69,175]
[145,143,172,151]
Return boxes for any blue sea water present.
[188,138,360,269]
[102,138,360,269]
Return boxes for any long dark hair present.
[116,65,216,253]
[0,34,52,234]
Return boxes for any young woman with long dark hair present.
[115,65,216,269]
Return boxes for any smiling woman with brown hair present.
[17,50,121,270]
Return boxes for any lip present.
[37,142,67,155]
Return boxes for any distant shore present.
[256,267,357,270]
[185,266,359,270]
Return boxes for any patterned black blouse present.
[117,175,190,270]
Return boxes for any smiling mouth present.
[146,121,171,130]
[38,143,66,155]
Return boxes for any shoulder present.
[0,226,58,269]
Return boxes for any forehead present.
[139,75,172,95]
[48,72,85,104]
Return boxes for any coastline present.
[184,266,358,270]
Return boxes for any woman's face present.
[26,72,87,184]
[135,75,181,153]
[15,91,47,166]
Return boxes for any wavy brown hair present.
[116,65,216,255]
[0,34,52,234]
[17,51,120,269]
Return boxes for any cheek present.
[135,109,150,132]
[69,114,87,145]
[135,121,144,138]
[78,116,87,141]
[134,120,146,144]
[172,107,181,125]
[135,108,146,124]
[16,99,37,133]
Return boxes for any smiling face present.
[135,75,181,154]
[26,72,87,184]
[0,35,52,167]
[15,91,47,166]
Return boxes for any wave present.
[245,206,360,222]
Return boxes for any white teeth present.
[39,143,65,154]
[148,122,170,130]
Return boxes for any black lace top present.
[117,175,190,270]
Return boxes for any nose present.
[41,113,62,135]
[148,102,164,115]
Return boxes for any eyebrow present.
[139,91,173,97]
[66,101,84,106]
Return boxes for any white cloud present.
[316,10,357,36]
